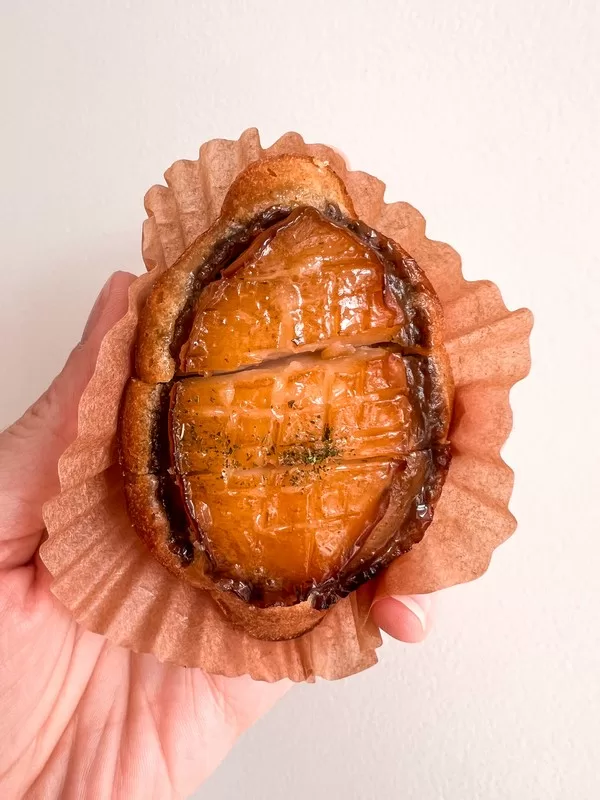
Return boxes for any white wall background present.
[2,1,599,798]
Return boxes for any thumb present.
[0,271,136,568]
[370,593,435,643]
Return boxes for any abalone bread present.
[120,155,453,641]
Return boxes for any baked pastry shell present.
[40,129,532,682]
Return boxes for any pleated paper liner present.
[41,129,533,682]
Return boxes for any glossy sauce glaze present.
[122,203,452,610]
[179,208,405,374]
[170,348,429,600]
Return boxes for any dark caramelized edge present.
[169,206,294,364]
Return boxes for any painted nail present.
[390,595,431,631]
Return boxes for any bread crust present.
[120,154,452,640]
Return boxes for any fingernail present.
[81,275,114,343]
[390,595,431,632]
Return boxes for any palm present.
[1,566,284,798]
[0,273,284,798]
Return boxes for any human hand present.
[0,272,435,799]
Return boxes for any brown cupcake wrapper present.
[41,129,533,682]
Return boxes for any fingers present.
[370,594,435,643]
[0,271,136,566]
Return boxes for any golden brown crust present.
[220,154,356,224]
[121,153,453,640]
[119,379,165,474]
[124,474,212,588]
[124,474,179,568]
[213,593,326,641]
